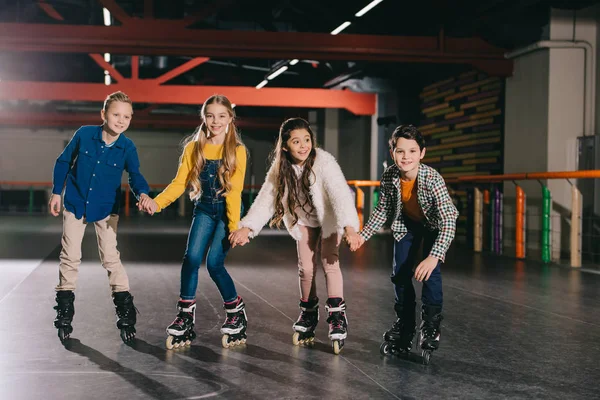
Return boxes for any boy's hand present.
[137,194,158,215]
[414,256,439,282]
[229,227,251,248]
[48,194,62,216]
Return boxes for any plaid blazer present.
[359,163,458,262]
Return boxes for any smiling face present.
[101,101,133,135]
[391,137,426,175]
[284,128,313,165]
[203,103,233,138]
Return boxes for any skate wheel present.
[421,350,432,365]
[120,329,135,344]
[292,332,300,346]
[380,341,392,356]
[185,340,192,346]
[58,328,70,343]
[222,335,230,348]
[240,338,247,344]
[166,336,174,350]
[333,340,341,355]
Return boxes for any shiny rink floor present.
[1,215,599,400]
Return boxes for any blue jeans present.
[392,217,443,308]
[179,200,237,302]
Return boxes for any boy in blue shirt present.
[49,91,150,344]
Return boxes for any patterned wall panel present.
[418,70,505,240]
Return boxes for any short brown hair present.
[103,91,133,113]
[388,124,425,150]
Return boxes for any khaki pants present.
[56,209,130,292]
[296,225,343,300]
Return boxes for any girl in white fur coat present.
[229,117,361,353]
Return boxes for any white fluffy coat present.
[239,148,360,241]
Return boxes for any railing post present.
[28,186,34,214]
[483,189,490,251]
[541,185,551,263]
[570,184,582,268]
[494,186,503,254]
[474,187,483,252]
[515,184,526,259]
[354,185,365,229]
[178,194,186,217]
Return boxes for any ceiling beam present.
[0,23,513,76]
[0,81,376,115]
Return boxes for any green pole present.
[541,185,551,263]
[372,189,379,210]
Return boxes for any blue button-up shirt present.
[52,125,149,222]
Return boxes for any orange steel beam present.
[0,81,376,115]
[89,53,126,82]
[0,111,283,130]
[153,57,210,85]
[458,170,600,182]
[0,23,513,76]
[131,56,140,80]
[37,1,64,21]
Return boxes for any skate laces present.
[328,313,345,330]
[225,313,240,326]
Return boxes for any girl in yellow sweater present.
[138,95,248,349]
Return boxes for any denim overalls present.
[179,159,238,302]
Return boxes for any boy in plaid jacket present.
[353,125,458,357]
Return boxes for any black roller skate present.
[112,291,138,343]
[166,300,197,349]
[221,296,248,348]
[380,302,416,357]
[325,298,348,355]
[53,290,75,343]
[292,297,319,346]
[419,304,443,365]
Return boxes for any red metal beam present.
[131,55,139,80]
[0,111,282,130]
[89,53,126,81]
[37,1,64,21]
[153,57,210,85]
[0,81,376,115]
[0,23,513,76]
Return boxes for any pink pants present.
[296,225,343,300]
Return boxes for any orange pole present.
[515,185,525,259]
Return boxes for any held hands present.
[414,256,439,282]
[343,226,364,252]
[48,194,62,216]
[229,227,251,248]
[137,193,158,215]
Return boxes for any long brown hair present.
[269,117,317,228]
[182,95,243,201]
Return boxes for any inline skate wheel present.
[379,341,392,356]
[58,328,70,343]
[421,350,432,365]
[166,336,175,350]
[120,328,135,344]
[333,340,341,355]
[222,334,230,348]
[292,332,300,346]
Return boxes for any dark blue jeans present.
[392,217,443,308]
[179,200,237,302]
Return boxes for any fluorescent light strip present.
[267,65,288,80]
[289,59,299,65]
[104,53,111,62]
[355,0,384,17]
[104,75,111,86]
[256,80,268,89]
[103,8,111,26]
[331,21,351,35]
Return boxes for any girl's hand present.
[414,256,439,282]
[137,194,158,215]
[343,227,364,251]
[229,227,251,248]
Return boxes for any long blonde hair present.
[182,95,244,201]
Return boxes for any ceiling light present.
[103,8,111,26]
[256,80,268,89]
[104,53,111,62]
[289,59,299,65]
[267,66,288,80]
[331,21,351,35]
[355,0,384,17]
[104,75,111,86]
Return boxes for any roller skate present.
[325,298,348,355]
[112,291,138,343]
[292,297,319,346]
[221,296,247,348]
[165,300,197,349]
[418,304,443,365]
[53,290,75,343]
[379,302,416,357]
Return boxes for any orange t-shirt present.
[400,178,425,222]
